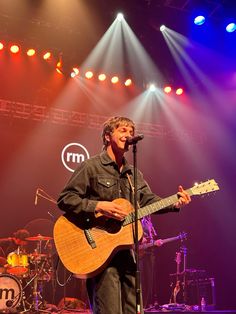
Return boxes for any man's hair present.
[102,116,135,150]
[13,229,30,240]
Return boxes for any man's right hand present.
[95,201,128,221]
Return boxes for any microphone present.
[126,134,144,145]
[34,189,38,205]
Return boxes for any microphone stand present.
[132,143,142,314]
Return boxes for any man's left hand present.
[174,185,191,208]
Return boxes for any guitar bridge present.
[84,229,96,249]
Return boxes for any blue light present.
[226,23,236,33]
[194,16,206,26]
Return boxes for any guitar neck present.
[123,188,193,226]
[140,235,181,250]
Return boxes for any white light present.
[194,16,206,26]
[160,25,166,32]
[149,84,156,92]
[226,22,236,33]
[117,13,124,21]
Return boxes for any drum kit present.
[0,234,54,313]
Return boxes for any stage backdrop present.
[0,65,235,309]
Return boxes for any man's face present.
[108,124,134,152]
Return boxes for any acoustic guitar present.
[53,179,219,278]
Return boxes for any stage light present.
[0,42,4,50]
[27,49,36,57]
[176,88,184,95]
[149,84,156,92]
[56,53,64,74]
[71,67,79,78]
[10,44,20,54]
[117,13,124,21]
[85,71,94,79]
[160,25,166,32]
[194,16,206,26]
[164,86,172,94]
[98,73,106,81]
[111,76,119,84]
[226,22,236,33]
[43,52,51,60]
[125,79,132,86]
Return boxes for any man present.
[0,229,30,257]
[57,116,191,314]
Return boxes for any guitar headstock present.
[190,179,220,196]
[178,231,187,241]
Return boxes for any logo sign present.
[61,143,90,172]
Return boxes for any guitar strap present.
[126,173,140,209]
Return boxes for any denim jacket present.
[57,151,178,221]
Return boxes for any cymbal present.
[26,234,53,241]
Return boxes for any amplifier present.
[186,277,216,307]
[170,270,216,307]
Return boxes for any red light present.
[111,76,119,84]
[0,42,4,50]
[164,86,172,93]
[56,61,62,68]
[43,52,51,60]
[176,88,184,95]
[125,79,132,86]
[27,49,36,57]
[56,68,63,75]
[10,45,20,54]
[85,71,93,79]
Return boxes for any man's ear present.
[105,134,110,143]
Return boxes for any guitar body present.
[54,198,143,278]
[54,179,219,278]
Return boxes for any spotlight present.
[0,42,4,50]
[164,86,172,94]
[43,52,51,60]
[226,22,236,33]
[27,49,36,57]
[124,79,132,87]
[111,76,119,84]
[70,67,79,78]
[160,25,166,32]
[117,13,124,21]
[56,52,63,74]
[72,68,79,75]
[85,71,94,79]
[176,88,184,95]
[149,84,156,92]
[10,44,20,54]
[98,73,106,81]
[194,15,206,26]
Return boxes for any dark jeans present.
[86,250,143,314]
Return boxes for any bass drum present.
[0,274,22,312]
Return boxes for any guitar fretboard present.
[123,188,192,226]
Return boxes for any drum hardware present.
[27,258,52,313]
[24,246,54,313]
